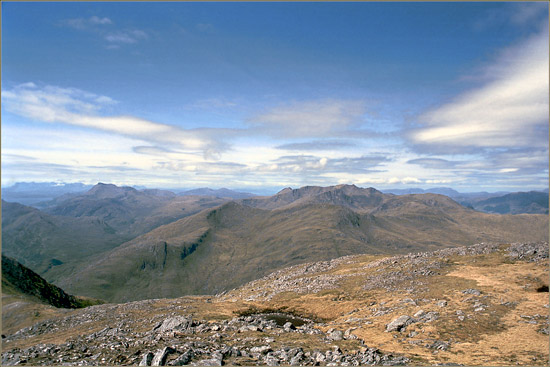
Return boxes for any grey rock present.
[386,315,412,332]
[462,289,481,296]
[250,345,272,355]
[327,329,344,341]
[265,356,280,366]
[283,322,295,331]
[139,352,154,366]
[195,358,222,366]
[152,347,176,366]
[437,300,447,307]
[170,350,194,366]
[413,310,426,318]
[155,316,193,334]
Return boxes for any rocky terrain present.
[3,241,548,366]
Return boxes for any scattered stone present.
[462,289,481,296]
[437,300,447,308]
[413,310,426,318]
[152,347,175,366]
[283,322,295,332]
[250,346,272,355]
[327,329,344,341]
[386,315,412,332]
[154,316,193,334]
[139,352,154,366]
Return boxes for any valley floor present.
[2,242,548,366]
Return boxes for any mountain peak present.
[277,187,293,195]
[87,183,137,198]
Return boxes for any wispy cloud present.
[250,99,367,138]
[409,27,548,154]
[64,15,113,30]
[407,158,460,170]
[255,154,389,176]
[2,83,227,157]
[63,15,147,47]
[276,140,357,151]
[105,29,148,44]
[473,2,548,31]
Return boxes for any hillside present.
[1,200,128,283]
[471,191,549,214]
[2,255,103,338]
[1,255,98,309]
[60,185,548,302]
[2,242,547,366]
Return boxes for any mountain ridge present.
[56,184,548,302]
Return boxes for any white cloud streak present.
[410,27,549,152]
[105,30,148,44]
[65,16,113,30]
[2,83,223,155]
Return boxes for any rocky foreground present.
[2,242,549,366]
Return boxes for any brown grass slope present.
[2,242,547,366]
[62,185,548,303]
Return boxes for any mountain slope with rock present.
[2,241,547,366]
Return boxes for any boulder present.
[152,347,175,366]
[139,352,154,366]
[154,316,193,334]
[386,315,412,332]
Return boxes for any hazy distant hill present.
[383,187,464,197]
[383,187,548,214]
[1,182,92,206]
[43,183,228,237]
[62,185,548,302]
[179,187,255,199]
[471,191,549,214]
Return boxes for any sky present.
[1,2,548,194]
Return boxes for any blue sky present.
[2,2,548,193]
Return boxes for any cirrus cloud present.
[409,26,548,154]
[1,83,227,157]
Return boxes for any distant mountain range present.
[1,182,93,206]
[179,187,256,199]
[2,183,229,285]
[382,187,548,214]
[4,182,547,215]
[470,191,549,214]
[2,182,548,303]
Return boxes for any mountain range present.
[3,183,546,303]
[1,184,229,286]
[179,187,256,199]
